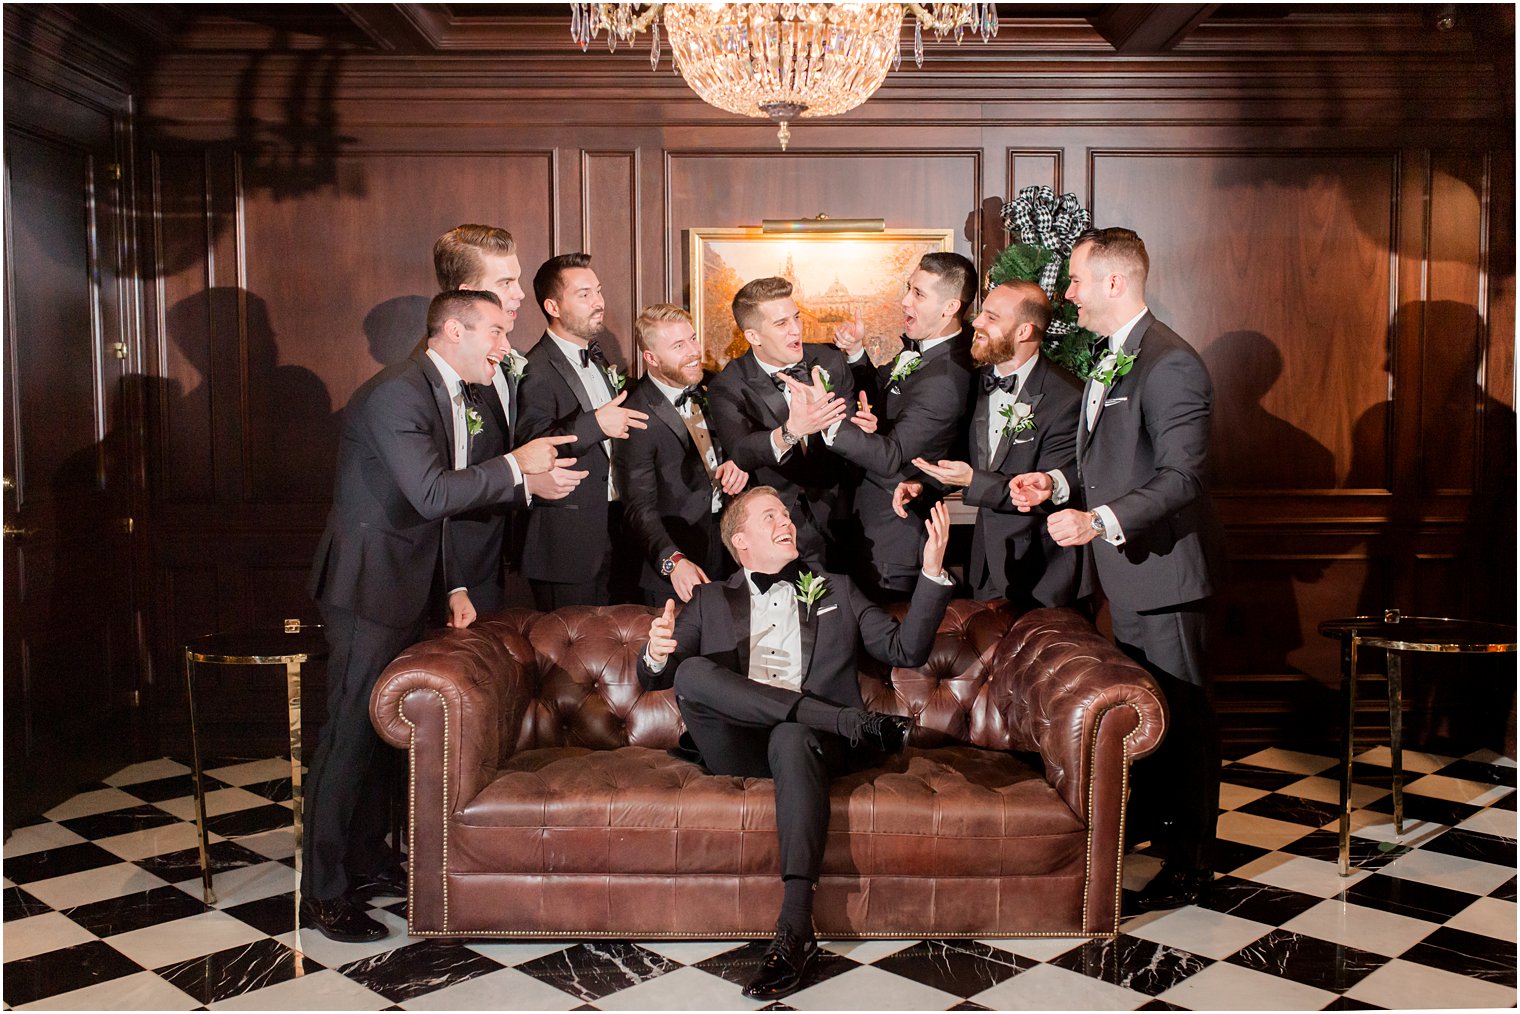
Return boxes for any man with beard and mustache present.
[516,253,650,608]
[892,279,1083,608]
[828,252,978,599]
[617,303,750,606]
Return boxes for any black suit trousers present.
[301,603,420,900]
[672,660,858,882]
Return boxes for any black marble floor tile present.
[1051,935,1211,996]
[133,839,271,883]
[1136,1001,1189,1011]
[1492,789,1518,811]
[1341,872,1483,922]
[1434,758,1518,788]
[224,891,299,936]
[1237,793,1344,828]
[1320,997,1386,1010]
[241,776,294,803]
[871,939,1031,997]
[1278,830,1411,870]
[63,883,210,937]
[1490,875,1516,901]
[1364,794,1480,828]
[696,939,858,993]
[2,939,145,1006]
[1226,928,1387,993]
[203,804,294,838]
[1419,826,1516,867]
[949,1002,994,1011]
[1400,926,1517,984]
[378,898,407,919]
[3,841,126,884]
[114,773,226,803]
[1211,837,1274,875]
[57,804,184,841]
[756,1004,795,1012]
[1218,764,1307,792]
[3,884,52,921]
[338,940,506,1004]
[1201,875,1322,925]
[157,937,324,1005]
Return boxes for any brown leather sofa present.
[370,601,1166,939]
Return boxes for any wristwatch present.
[659,552,686,577]
[1088,510,1106,538]
[780,425,801,447]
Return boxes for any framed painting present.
[688,227,955,369]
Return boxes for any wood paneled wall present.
[12,11,1516,758]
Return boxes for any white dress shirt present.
[985,353,1041,463]
[744,569,804,692]
[547,329,617,500]
[650,374,722,513]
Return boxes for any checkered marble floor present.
[4,748,1515,1011]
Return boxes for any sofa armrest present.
[981,607,1167,818]
[370,618,536,812]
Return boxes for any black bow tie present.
[579,341,607,369]
[459,381,484,407]
[982,371,1019,395]
[751,560,804,595]
[771,362,810,392]
[675,385,705,409]
[899,336,921,355]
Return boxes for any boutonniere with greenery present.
[888,350,923,385]
[605,364,627,393]
[814,364,834,393]
[465,407,484,437]
[794,571,828,619]
[504,350,528,380]
[1091,349,1137,388]
[999,401,1035,437]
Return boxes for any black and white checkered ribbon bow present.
[999,185,1093,304]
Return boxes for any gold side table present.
[1318,611,1516,877]
[183,621,327,904]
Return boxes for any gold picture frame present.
[688,227,955,369]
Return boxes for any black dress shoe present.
[1133,864,1212,913]
[349,866,407,900]
[856,712,913,754]
[742,925,820,1000]
[300,895,388,942]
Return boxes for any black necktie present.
[982,371,1019,395]
[579,341,606,369]
[899,336,921,355]
[772,362,810,392]
[751,561,803,595]
[675,386,704,410]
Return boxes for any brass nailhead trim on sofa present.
[400,688,449,933]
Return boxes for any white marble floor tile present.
[1456,804,1517,839]
[398,966,582,1010]
[1345,956,1518,1010]
[2,912,97,962]
[1445,895,1519,943]
[1126,904,1275,960]
[204,758,295,785]
[106,909,268,968]
[1344,809,1449,848]
[1354,746,1454,773]
[1216,810,1321,851]
[210,968,391,1010]
[1279,774,1388,809]
[95,821,211,862]
[2,823,86,858]
[1464,748,1516,768]
[1217,782,1271,810]
[22,862,171,910]
[592,964,754,1011]
[1233,748,1336,775]
[1379,847,1516,895]
[1156,958,1337,1010]
[154,786,281,821]
[818,938,917,964]
[1404,773,1515,807]
[786,963,961,1011]
[1121,851,1163,892]
[1231,852,1371,897]
[174,860,297,908]
[970,960,1151,1010]
[982,936,1087,962]
[41,788,144,822]
[104,759,192,787]
[232,827,297,861]
[13,969,202,1011]
[1281,897,1439,957]
[278,907,413,967]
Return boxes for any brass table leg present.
[286,659,304,927]
[184,650,216,905]
[1339,634,1361,877]
[1386,649,1404,837]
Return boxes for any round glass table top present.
[1318,614,1516,654]
[185,627,328,664]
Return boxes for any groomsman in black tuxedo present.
[706,277,859,570]
[303,290,582,941]
[431,224,530,617]
[639,487,953,1000]
[893,279,1083,608]
[828,252,978,598]
[617,303,750,606]
[516,253,650,609]
[1010,227,1226,912]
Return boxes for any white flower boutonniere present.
[465,407,484,437]
[504,350,528,380]
[794,571,828,620]
[999,401,1035,437]
[815,365,834,393]
[605,365,627,393]
[888,350,923,385]
[1091,349,1137,388]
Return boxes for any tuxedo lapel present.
[1083,312,1152,452]
[545,337,596,414]
[797,592,820,684]
[647,385,692,447]
[416,354,457,457]
[721,573,751,677]
[506,372,520,435]
[746,353,790,428]
[971,384,991,469]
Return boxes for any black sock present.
[777,876,815,938]
[795,697,862,740]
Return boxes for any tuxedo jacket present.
[514,333,621,584]
[706,346,857,563]
[962,355,1083,606]
[450,371,521,600]
[308,353,521,629]
[1068,312,1225,612]
[615,374,733,601]
[636,569,954,712]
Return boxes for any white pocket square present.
[1103,396,1129,407]
[816,604,838,616]
[1012,435,1035,445]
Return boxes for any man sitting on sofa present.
[638,485,954,1000]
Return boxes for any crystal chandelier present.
[569,3,999,149]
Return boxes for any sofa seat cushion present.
[449,745,1087,878]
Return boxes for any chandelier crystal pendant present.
[569,3,999,150]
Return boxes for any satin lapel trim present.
[747,354,790,428]
[546,339,596,414]
[1084,313,1152,450]
[798,591,820,686]
[506,373,520,435]
[418,355,456,456]
[993,390,1043,471]
[722,575,751,676]
[971,387,991,469]
[651,390,692,446]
